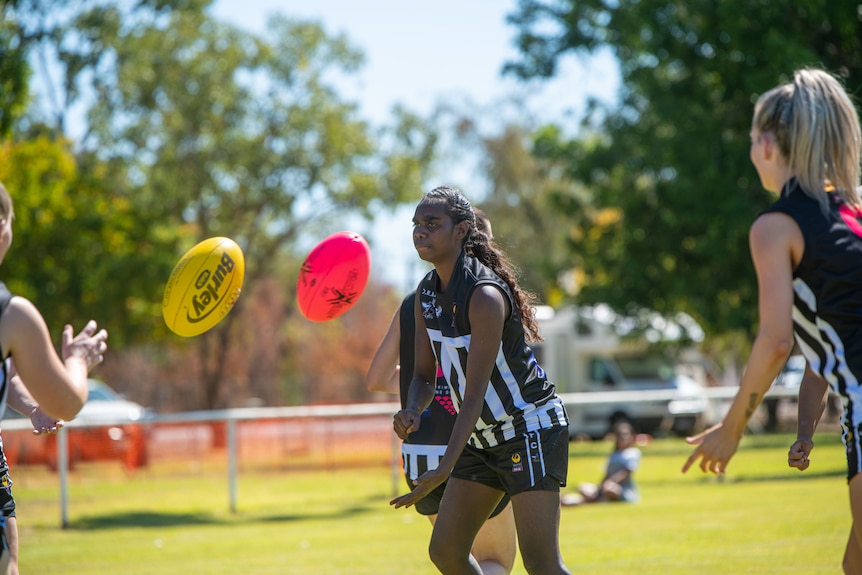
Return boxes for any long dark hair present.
[420,186,542,342]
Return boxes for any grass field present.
[12,431,850,574]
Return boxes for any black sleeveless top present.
[762,178,862,396]
[398,292,457,446]
[0,282,16,417]
[418,251,568,449]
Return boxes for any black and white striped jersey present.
[0,283,14,423]
[764,179,862,401]
[418,252,568,449]
[397,292,457,479]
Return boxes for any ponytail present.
[422,186,543,342]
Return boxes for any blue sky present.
[211,0,621,292]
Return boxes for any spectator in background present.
[561,420,641,506]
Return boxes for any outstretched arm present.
[683,213,798,474]
[0,297,107,421]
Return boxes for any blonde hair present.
[753,68,862,209]
[0,182,13,221]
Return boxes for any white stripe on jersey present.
[426,326,565,448]
[792,278,862,448]
[401,443,447,481]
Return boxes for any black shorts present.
[406,475,511,518]
[451,426,569,495]
[0,438,15,518]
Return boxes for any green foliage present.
[0,138,181,346]
[506,0,862,336]
[64,8,434,281]
[467,122,590,305]
[0,1,31,137]
[5,2,439,407]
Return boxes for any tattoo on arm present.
[744,393,759,419]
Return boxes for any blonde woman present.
[682,68,862,573]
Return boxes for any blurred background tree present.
[1,0,436,409]
[4,0,859,409]
[499,0,861,363]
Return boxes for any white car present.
[75,379,149,424]
[2,379,150,470]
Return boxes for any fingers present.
[31,421,64,435]
[68,321,108,367]
[392,410,419,439]
[788,458,810,470]
[682,447,727,475]
[389,493,416,509]
[62,324,74,349]
[681,450,699,473]
[788,441,812,471]
[82,319,97,336]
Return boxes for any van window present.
[615,355,675,381]
[590,358,614,385]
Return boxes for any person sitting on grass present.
[561,420,641,506]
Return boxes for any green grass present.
[12,432,851,574]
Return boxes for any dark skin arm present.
[392,293,438,440]
[391,284,507,509]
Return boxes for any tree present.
[448,115,589,307]
[505,0,862,338]
[36,6,434,408]
[0,137,174,345]
[0,0,31,137]
[3,1,438,408]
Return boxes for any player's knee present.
[522,554,566,575]
[428,538,453,571]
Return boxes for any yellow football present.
[162,237,245,337]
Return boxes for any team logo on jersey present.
[422,297,442,320]
[511,453,523,473]
[0,473,11,492]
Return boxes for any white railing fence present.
[2,385,809,528]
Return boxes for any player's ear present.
[454,220,469,241]
[760,131,777,161]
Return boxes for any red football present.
[297,231,371,322]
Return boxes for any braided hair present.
[420,186,542,342]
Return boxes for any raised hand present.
[62,320,108,370]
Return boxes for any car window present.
[87,386,117,402]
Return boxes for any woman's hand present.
[682,422,743,474]
[62,320,108,370]
[389,467,448,509]
[393,408,421,440]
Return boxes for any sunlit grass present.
[11,432,850,574]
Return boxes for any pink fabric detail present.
[839,204,862,238]
[435,395,457,415]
